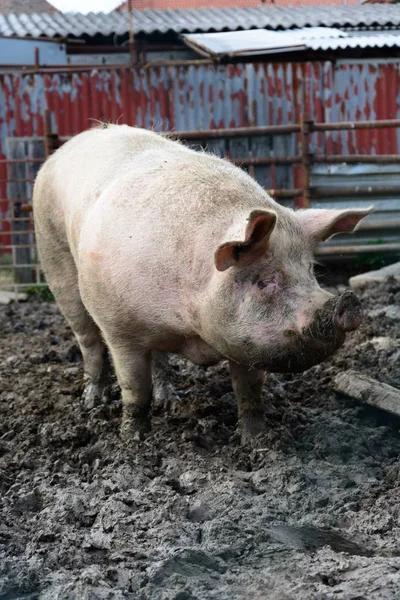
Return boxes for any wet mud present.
[0,278,399,599]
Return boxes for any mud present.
[0,277,399,600]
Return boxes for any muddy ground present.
[0,277,399,600]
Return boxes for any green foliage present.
[25,285,54,302]
[0,254,13,265]
[354,240,400,270]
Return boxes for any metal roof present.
[183,29,306,57]
[0,0,58,13]
[183,27,400,57]
[309,31,400,51]
[1,5,400,38]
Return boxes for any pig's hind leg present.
[230,361,266,445]
[103,347,178,440]
[152,352,181,413]
[35,232,110,409]
[103,342,152,440]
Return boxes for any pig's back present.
[43,123,266,218]
[35,124,274,264]
[41,125,170,215]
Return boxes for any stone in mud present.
[82,528,112,551]
[188,500,212,523]
[147,548,226,585]
[385,305,400,321]
[0,291,28,305]
[179,471,208,494]
[98,499,131,532]
[14,489,42,513]
[359,337,397,352]
[367,306,400,321]
[268,525,370,556]
[349,261,400,289]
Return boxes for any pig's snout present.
[257,291,362,373]
[296,291,362,342]
[334,291,363,332]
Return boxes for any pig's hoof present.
[120,417,151,442]
[82,381,105,410]
[240,411,266,447]
[120,406,151,442]
[153,381,181,413]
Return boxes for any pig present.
[33,125,372,445]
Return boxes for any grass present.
[24,285,54,302]
[0,253,14,288]
[0,254,54,301]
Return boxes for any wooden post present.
[300,114,313,208]
[44,109,60,157]
[34,46,40,70]
[127,0,137,66]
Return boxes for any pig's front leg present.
[230,361,266,445]
[108,344,153,440]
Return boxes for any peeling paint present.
[0,60,399,164]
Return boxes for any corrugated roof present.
[0,0,58,14]
[183,27,334,56]
[1,5,400,38]
[184,27,400,56]
[309,31,400,50]
[115,0,363,10]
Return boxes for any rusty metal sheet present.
[1,61,400,154]
[1,59,400,256]
[311,162,400,248]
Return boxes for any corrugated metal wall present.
[311,163,400,247]
[2,60,400,152]
[1,59,400,249]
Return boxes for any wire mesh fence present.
[0,144,45,298]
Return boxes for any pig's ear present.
[299,206,373,242]
[215,210,277,272]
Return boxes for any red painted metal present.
[1,59,400,254]
[1,60,399,153]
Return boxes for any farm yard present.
[1,4,400,600]
[0,271,399,599]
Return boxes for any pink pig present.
[33,125,371,444]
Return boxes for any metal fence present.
[0,142,45,296]
[1,114,400,296]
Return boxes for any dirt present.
[0,277,399,600]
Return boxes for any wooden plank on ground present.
[333,369,400,418]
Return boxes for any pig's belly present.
[179,337,224,366]
[147,328,223,366]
